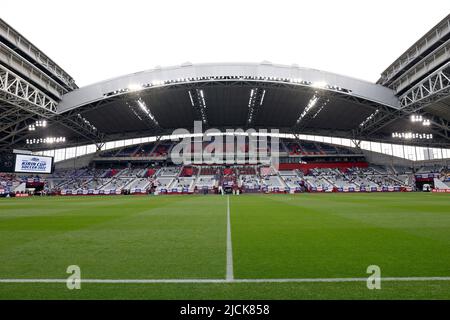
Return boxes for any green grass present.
[0,193,449,299]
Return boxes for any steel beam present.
[0,65,105,149]
[379,14,450,86]
[0,18,77,91]
[357,62,450,141]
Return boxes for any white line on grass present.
[0,277,450,284]
[226,195,234,281]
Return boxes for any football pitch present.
[0,193,449,299]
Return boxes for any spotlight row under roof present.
[392,132,433,140]
[26,137,66,145]
[103,75,352,98]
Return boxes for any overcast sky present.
[2,0,449,87]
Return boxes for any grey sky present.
[2,0,449,87]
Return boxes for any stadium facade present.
[1,15,450,196]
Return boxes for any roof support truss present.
[357,62,450,141]
[0,64,105,149]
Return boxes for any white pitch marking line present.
[226,195,234,281]
[1,277,450,284]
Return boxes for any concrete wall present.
[361,149,413,167]
[54,152,97,170]
[362,149,449,169]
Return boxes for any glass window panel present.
[65,147,76,159]
[105,141,115,150]
[360,141,371,151]
[75,146,86,157]
[404,145,416,161]
[340,138,351,147]
[54,149,65,162]
[86,144,96,154]
[380,143,392,156]
[331,137,341,145]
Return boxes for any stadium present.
[0,12,449,301]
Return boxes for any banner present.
[432,189,450,193]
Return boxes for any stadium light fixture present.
[128,84,143,92]
[247,88,265,124]
[191,89,208,124]
[199,90,206,109]
[26,136,66,145]
[136,98,159,125]
[296,95,319,123]
[391,132,433,140]
[76,114,97,131]
[312,81,327,89]
[359,109,379,128]
[410,114,423,122]
[260,89,266,106]
[188,91,195,107]
[247,89,256,123]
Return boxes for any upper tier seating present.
[134,144,156,157]
[300,142,321,154]
[180,166,198,177]
[199,166,221,176]
[236,166,256,175]
[285,142,302,155]
[150,144,171,157]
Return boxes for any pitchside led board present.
[13,154,54,174]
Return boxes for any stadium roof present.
[22,61,447,148]
[52,62,397,136]
[1,17,449,151]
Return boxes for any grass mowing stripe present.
[1,193,449,299]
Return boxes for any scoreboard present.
[0,152,54,174]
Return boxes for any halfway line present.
[226,195,234,281]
